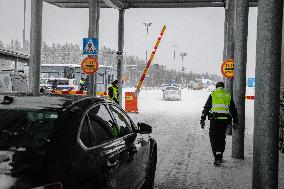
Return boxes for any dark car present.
[0,94,157,189]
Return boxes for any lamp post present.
[173,44,178,60]
[23,0,26,50]
[180,52,188,85]
[143,22,152,64]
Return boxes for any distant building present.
[0,48,29,71]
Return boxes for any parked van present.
[40,78,79,91]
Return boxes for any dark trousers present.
[209,119,229,159]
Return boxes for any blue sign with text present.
[83,38,99,55]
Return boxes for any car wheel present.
[142,142,157,189]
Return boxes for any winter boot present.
[214,152,223,166]
[214,159,222,166]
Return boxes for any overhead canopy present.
[44,0,258,9]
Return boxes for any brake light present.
[33,182,63,189]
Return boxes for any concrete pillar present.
[225,0,235,94]
[29,0,43,95]
[232,0,249,159]
[117,9,125,107]
[87,0,100,96]
[280,5,284,99]
[223,9,228,61]
[252,0,283,188]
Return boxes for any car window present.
[40,79,47,84]
[165,86,178,90]
[0,109,59,150]
[108,105,132,137]
[79,105,115,148]
[58,80,69,85]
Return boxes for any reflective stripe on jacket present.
[80,80,85,85]
[108,85,118,102]
[210,87,231,119]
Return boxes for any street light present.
[180,52,188,85]
[23,0,27,50]
[173,44,178,60]
[143,22,152,64]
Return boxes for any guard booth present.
[41,64,116,94]
[125,92,138,113]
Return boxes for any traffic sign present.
[247,78,255,87]
[81,57,99,75]
[221,59,234,78]
[83,38,99,55]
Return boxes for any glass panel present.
[79,105,114,148]
[80,115,95,148]
[0,109,59,150]
[109,105,132,137]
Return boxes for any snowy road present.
[127,89,284,189]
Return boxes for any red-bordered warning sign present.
[221,59,234,78]
[81,57,99,75]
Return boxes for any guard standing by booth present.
[108,80,119,104]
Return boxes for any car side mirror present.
[137,122,152,134]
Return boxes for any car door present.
[73,103,133,188]
[108,104,150,189]
[105,103,138,189]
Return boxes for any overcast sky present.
[0,0,257,76]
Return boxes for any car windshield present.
[165,87,179,90]
[47,79,69,85]
[40,79,47,84]
[0,109,59,150]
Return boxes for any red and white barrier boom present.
[135,25,166,96]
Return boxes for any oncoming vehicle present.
[0,94,157,189]
[40,78,79,91]
[163,86,181,101]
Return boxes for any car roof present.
[0,94,107,111]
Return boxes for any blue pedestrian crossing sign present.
[247,78,255,87]
[83,38,99,55]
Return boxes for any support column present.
[225,0,235,93]
[280,5,284,99]
[232,0,249,159]
[117,9,125,107]
[29,0,43,95]
[87,0,100,96]
[223,9,228,61]
[252,0,283,188]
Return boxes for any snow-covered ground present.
[126,88,284,189]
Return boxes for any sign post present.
[221,59,235,78]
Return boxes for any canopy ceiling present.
[44,0,258,9]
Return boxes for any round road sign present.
[221,59,234,78]
[81,57,99,75]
